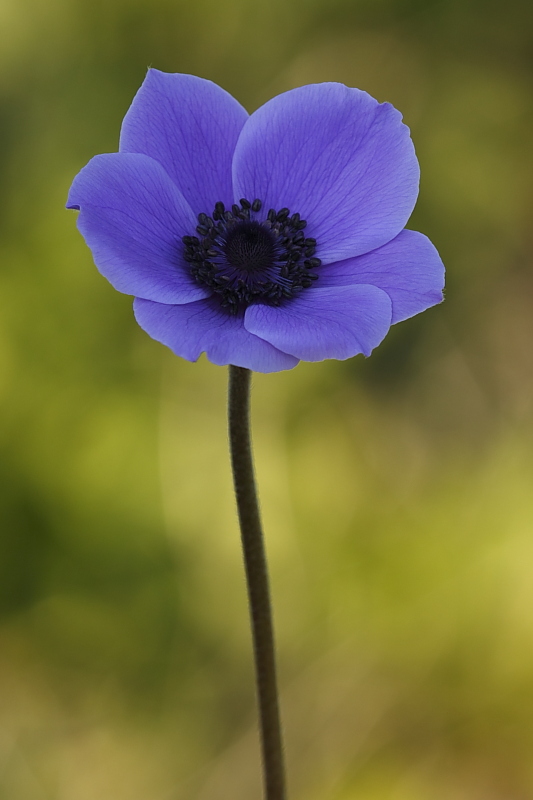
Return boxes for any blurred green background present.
[1,0,533,797]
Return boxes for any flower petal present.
[244,285,392,362]
[120,69,249,213]
[319,229,445,323]
[232,83,419,264]
[67,153,209,304]
[133,298,299,373]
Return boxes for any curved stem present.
[228,365,287,800]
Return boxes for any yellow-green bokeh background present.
[2,0,533,797]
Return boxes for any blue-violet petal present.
[67,152,210,304]
[244,284,392,361]
[232,83,419,265]
[120,69,248,213]
[319,229,445,323]
[134,297,299,373]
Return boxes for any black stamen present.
[182,198,321,314]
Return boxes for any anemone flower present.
[67,69,444,374]
[67,70,445,800]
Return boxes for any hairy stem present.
[228,365,287,800]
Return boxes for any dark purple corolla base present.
[67,69,444,374]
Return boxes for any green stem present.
[228,365,287,800]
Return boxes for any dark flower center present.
[182,199,321,314]
[223,221,275,274]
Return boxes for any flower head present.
[67,70,444,373]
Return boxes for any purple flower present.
[67,70,444,373]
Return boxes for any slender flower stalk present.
[228,365,286,800]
